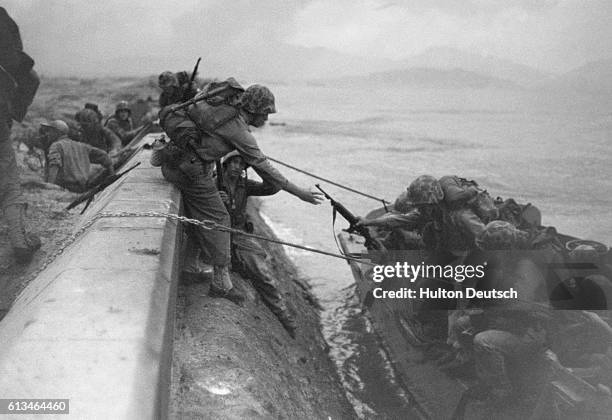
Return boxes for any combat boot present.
[278,313,296,339]
[4,204,41,264]
[209,265,245,305]
[267,301,297,338]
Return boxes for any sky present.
[4,0,612,79]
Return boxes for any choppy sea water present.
[256,84,612,418]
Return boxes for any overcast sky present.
[4,0,612,79]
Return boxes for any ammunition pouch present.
[161,140,214,182]
[160,141,186,168]
[178,156,208,181]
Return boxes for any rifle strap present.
[215,159,224,191]
[329,205,348,258]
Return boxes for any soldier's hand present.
[297,187,323,204]
[355,216,369,227]
[218,190,229,203]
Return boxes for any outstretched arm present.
[217,119,322,204]
[88,145,115,176]
[357,209,423,229]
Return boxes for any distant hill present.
[394,47,550,87]
[83,45,550,89]
[539,58,612,93]
[317,67,519,89]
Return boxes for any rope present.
[266,155,390,206]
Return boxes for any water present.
[256,84,612,418]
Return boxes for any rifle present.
[164,77,244,115]
[189,57,202,86]
[316,184,383,251]
[66,162,141,214]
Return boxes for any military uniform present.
[218,157,295,334]
[368,199,485,257]
[160,84,321,304]
[105,101,140,146]
[158,71,198,108]
[160,101,291,267]
[0,6,27,211]
[77,108,121,153]
[1,7,41,262]
[105,116,134,145]
[47,136,113,193]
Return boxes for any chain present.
[102,211,374,265]
[27,211,373,284]
[25,212,112,283]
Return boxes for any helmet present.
[407,175,443,205]
[115,100,131,114]
[77,108,100,126]
[221,150,246,167]
[569,244,599,263]
[477,221,521,250]
[393,190,412,213]
[40,119,69,135]
[158,71,179,89]
[239,84,276,114]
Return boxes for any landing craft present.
[338,205,612,419]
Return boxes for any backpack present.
[186,78,246,133]
[199,77,245,107]
[495,197,542,229]
[439,176,497,222]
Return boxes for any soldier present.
[219,150,296,336]
[158,71,198,108]
[358,175,490,363]
[0,6,41,263]
[358,175,487,260]
[104,101,141,146]
[77,108,122,154]
[159,84,322,305]
[469,221,550,398]
[39,120,114,193]
[75,102,103,124]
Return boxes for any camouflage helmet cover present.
[239,84,276,114]
[393,190,412,213]
[158,71,179,89]
[477,220,522,250]
[115,100,131,113]
[408,175,444,205]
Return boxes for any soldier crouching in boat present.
[357,175,489,263]
[158,83,322,305]
[357,175,489,312]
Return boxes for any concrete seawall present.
[0,134,181,419]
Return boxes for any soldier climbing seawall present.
[218,150,297,337]
[104,101,141,146]
[158,70,199,108]
[0,6,41,263]
[158,82,323,304]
